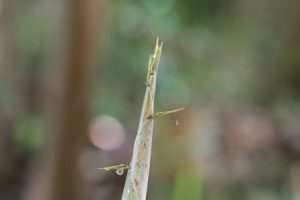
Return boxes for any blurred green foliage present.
[172,168,203,200]
[13,117,45,154]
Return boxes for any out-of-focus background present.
[1,0,300,199]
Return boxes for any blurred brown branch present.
[44,1,97,200]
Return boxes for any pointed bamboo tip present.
[155,37,163,53]
[159,41,163,49]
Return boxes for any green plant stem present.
[121,39,163,200]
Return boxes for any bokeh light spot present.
[89,115,125,151]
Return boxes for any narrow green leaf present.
[98,164,129,171]
[149,107,185,119]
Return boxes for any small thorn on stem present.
[146,114,153,119]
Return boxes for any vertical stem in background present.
[44,0,95,200]
[121,39,163,200]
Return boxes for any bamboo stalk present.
[121,39,163,200]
